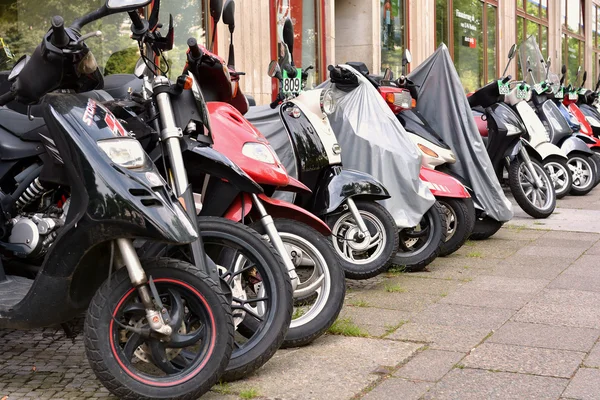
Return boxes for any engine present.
[4,178,69,258]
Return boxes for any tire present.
[509,157,556,218]
[568,153,596,195]
[437,197,476,257]
[250,219,346,348]
[84,258,234,400]
[470,216,503,240]
[589,151,600,187]
[140,217,293,382]
[326,200,399,280]
[543,156,572,199]
[393,202,446,272]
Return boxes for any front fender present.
[182,141,263,194]
[419,167,470,199]
[313,167,390,215]
[524,140,567,161]
[258,194,332,235]
[560,136,594,155]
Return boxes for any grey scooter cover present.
[408,44,514,223]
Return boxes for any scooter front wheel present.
[438,197,476,257]
[567,154,596,196]
[509,158,556,218]
[543,156,572,199]
[393,202,446,272]
[326,200,399,280]
[85,258,234,400]
[470,216,503,240]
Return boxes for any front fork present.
[250,194,299,291]
[346,197,369,238]
[519,146,544,188]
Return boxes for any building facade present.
[0,1,598,104]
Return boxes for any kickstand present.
[60,322,77,343]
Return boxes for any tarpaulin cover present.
[318,64,435,228]
[407,44,513,222]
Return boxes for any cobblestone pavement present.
[2,191,600,399]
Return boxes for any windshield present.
[518,35,547,86]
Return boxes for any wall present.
[334,0,379,72]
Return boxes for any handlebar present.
[270,93,284,109]
[502,75,511,84]
[50,16,69,48]
[0,91,16,106]
[187,37,202,60]
[128,11,146,34]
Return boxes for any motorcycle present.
[0,1,236,399]
[358,52,476,256]
[98,0,295,381]
[246,19,400,278]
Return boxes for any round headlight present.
[320,89,336,115]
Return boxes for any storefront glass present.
[562,0,585,85]
[516,0,548,80]
[274,0,320,88]
[380,0,406,77]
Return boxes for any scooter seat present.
[0,108,45,140]
[102,74,143,100]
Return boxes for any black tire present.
[568,153,597,195]
[589,151,600,187]
[250,219,346,348]
[84,258,234,400]
[470,216,503,240]
[543,156,572,199]
[326,200,399,280]
[509,157,556,218]
[141,217,293,382]
[393,202,446,272]
[438,197,476,257]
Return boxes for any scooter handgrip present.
[127,11,146,33]
[502,75,511,84]
[0,90,16,106]
[187,38,202,59]
[50,16,69,48]
[270,98,281,109]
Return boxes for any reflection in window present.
[516,0,549,80]
[381,0,406,77]
[562,0,585,85]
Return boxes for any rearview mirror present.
[223,0,235,32]
[267,60,281,78]
[210,0,223,24]
[582,71,588,86]
[134,57,146,78]
[283,18,295,62]
[106,0,152,10]
[546,57,551,69]
[508,44,517,60]
[562,64,567,74]
[8,55,29,81]
[383,68,393,81]
[403,49,412,65]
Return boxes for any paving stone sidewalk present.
[2,191,600,399]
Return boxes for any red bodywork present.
[474,113,489,137]
[566,103,600,150]
[419,167,471,199]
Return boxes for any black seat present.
[0,108,45,140]
[102,74,142,100]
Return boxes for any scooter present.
[0,1,236,398]
[575,65,600,136]
[246,19,400,278]
[346,56,475,257]
[469,69,556,218]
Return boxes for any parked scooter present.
[469,49,556,218]
[246,19,400,278]
[576,64,600,136]
[0,1,236,399]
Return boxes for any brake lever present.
[75,30,102,44]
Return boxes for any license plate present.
[282,68,302,94]
[568,92,578,101]
[497,80,510,95]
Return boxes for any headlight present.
[98,138,146,169]
[320,89,336,115]
[242,142,278,164]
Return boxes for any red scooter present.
[184,0,346,350]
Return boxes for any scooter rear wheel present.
[470,216,503,240]
[509,158,556,218]
[393,202,446,272]
[567,154,596,196]
[543,157,572,199]
[327,200,399,280]
[438,197,476,257]
[85,258,234,400]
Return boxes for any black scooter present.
[0,1,235,399]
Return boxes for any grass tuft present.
[383,320,407,336]
[349,299,370,308]
[212,382,232,395]
[328,317,368,337]
[387,265,407,275]
[466,251,482,258]
[239,388,260,399]
[384,283,406,293]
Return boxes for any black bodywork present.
[397,109,452,150]
[279,101,390,216]
[0,94,197,329]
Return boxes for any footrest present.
[0,275,33,309]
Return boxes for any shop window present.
[380,0,407,77]
[435,0,498,93]
[562,0,585,85]
[0,1,141,74]
[593,4,600,90]
[516,0,549,80]
[273,0,322,88]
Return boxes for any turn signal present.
[418,143,439,158]
[385,92,395,104]
[183,76,194,90]
[411,98,417,108]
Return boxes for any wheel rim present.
[109,279,215,386]
[518,161,555,211]
[398,211,435,255]
[568,156,594,190]
[544,161,570,194]
[278,232,331,329]
[164,237,276,359]
[438,201,457,242]
[331,210,386,265]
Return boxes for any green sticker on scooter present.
[533,83,545,95]
[516,85,529,99]
[555,88,564,99]
[498,80,510,95]
[282,68,303,95]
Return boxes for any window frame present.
[562,0,585,85]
